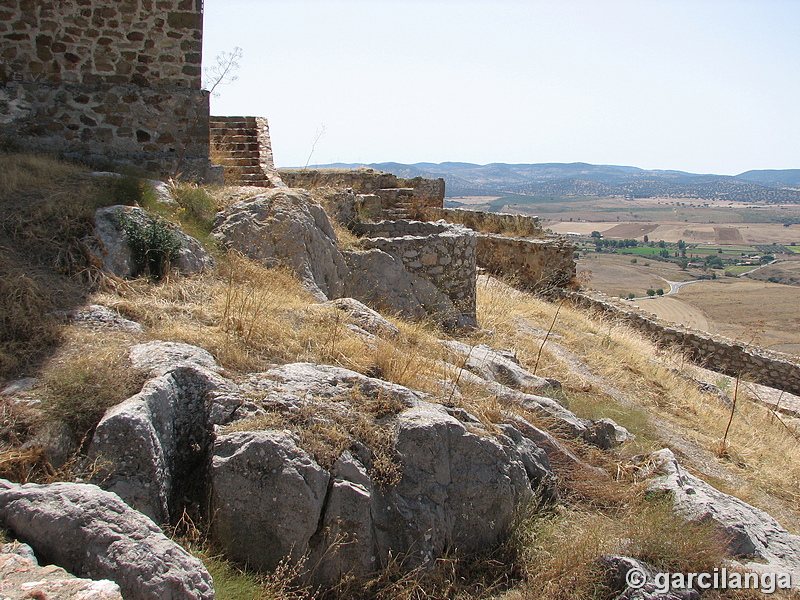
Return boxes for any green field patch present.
[724,265,753,276]
[787,246,800,254]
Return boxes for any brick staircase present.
[209,116,279,187]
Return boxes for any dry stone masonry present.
[572,291,800,396]
[355,220,478,326]
[0,0,215,180]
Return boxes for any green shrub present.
[116,211,181,280]
[171,183,218,231]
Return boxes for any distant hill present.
[306,161,800,203]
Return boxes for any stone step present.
[210,117,258,128]
[212,150,260,159]
[210,133,259,143]
[214,159,261,168]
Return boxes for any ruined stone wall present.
[478,235,577,290]
[356,221,477,322]
[278,169,445,209]
[0,0,212,179]
[425,208,544,237]
[571,292,800,396]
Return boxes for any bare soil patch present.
[665,278,800,354]
[634,296,712,332]
[600,223,659,239]
[714,226,744,244]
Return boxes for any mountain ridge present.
[298,161,800,203]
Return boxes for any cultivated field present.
[577,249,800,357]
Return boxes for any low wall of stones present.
[356,220,477,322]
[478,235,577,290]
[278,169,445,209]
[570,292,800,396]
[425,208,544,237]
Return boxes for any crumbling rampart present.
[354,220,477,325]
[571,292,800,396]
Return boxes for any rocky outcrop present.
[0,480,214,600]
[325,297,400,340]
[207,361,556,584]
[212,189,349,301]
[91,205,213,279]
[0,545,123,600]
[83,338,562,588]
[643,449,800,584]
[442,361,631,449]
[441,339,556,394]
[88,342,233,523]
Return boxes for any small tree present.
[647,288,656,296]
[656,288,664,296]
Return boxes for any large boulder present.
[343,248,465,328]
[210,430,330,571]
[371,403,555,568]
[91,205,213,278]
[645,449,800,585]
[212,189,349,301]
[0,480,214,600]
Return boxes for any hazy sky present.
[203,1,800,175]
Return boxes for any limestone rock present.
[598,554,699,600]
[210,430,330,571]
[444,364,631,449]
[129,340,220,377]
[91,205,213,278]
[0,480,214,600]
[209,362,555,584]
[311,451,377,584]
[343,248,464,328]
[645,449,800,583]
[0,551,123,600]
[372,403,556,568]
[63,304,144,333]
[441,340,556,394]
[0,551,122,599]
[325,297,400,339]
[246,362,425,409]
[87,365,225,523]
[212,189,349,300]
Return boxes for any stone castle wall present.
[278,169,445,209]
[0,0,212,180]
[425,208,544,237]
[356,221,477,323]
[478,235,577,290]
[571,292,800,396]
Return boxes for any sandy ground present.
[634,296,712,332]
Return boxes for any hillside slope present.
[1,154,799,600]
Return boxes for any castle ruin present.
[0,0,215,180]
